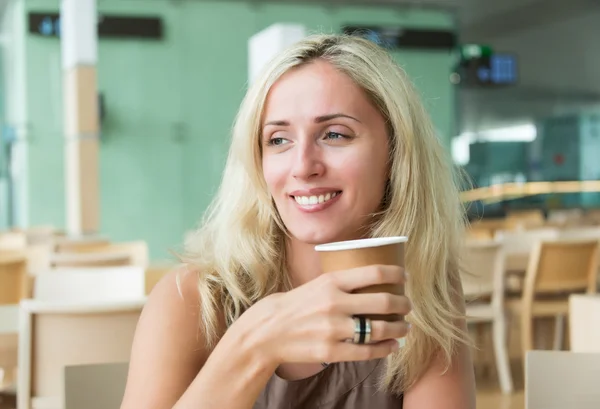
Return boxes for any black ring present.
[358,316,366,344]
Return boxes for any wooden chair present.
[64,363,128,409]
[526,351,600,409]
[461,241,513,394]
[508,240,599,359]
[495,228,560,273]
[0,253,28,394]
[17,300,144,409]
[0,253,29,303]
[54,237,110,253]
[68,241,150,268]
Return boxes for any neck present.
[286,237,323,288]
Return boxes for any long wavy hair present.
[182,34,469,394]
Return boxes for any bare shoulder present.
[121,265,211,409]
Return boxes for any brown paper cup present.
[315,236,407,322]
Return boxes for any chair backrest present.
[0,253,28,304]
[495,228,560,255]
[76,241,150,268]
[51,252,132,268]
[523,240,599,296]
[17,300,144,409]
[461,242,505,303]
[64,362,129,409]
[54,237,110,253]
[33,266,146,303]
[569,295,600,353]
[526,351,600,409]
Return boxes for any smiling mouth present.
[292,191,342,206]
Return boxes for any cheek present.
[336,148,388,204]
[262,156,287,196]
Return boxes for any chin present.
[288,227,357,246]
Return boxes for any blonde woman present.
[121,34,475,409]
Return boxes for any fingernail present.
[406,322,412,330]
[396,338,406,348]
[404,271,409,280]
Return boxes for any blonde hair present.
[183,34,469,394]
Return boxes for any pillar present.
[248,23,306,84]
[60,0,99,236]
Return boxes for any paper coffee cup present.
[315,236,407,322]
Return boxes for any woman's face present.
[261,60,390,245]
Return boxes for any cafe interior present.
[1,0,600,408]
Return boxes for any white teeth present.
[294,192,340,206]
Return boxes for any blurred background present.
[1,1,600,408]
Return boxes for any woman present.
[121,34,475,409]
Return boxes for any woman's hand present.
[233,264,411,367]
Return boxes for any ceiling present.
[3,0,597,40]
[222,0,600,40]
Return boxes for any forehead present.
[263,60,371,121]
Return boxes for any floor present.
[476,358,525,409]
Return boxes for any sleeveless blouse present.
[253,359,403,409]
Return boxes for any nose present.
[291,139,325,180]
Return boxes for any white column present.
[60,0,99,236]
[248,23,306,84]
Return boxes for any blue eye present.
[326,131,347,140]
[268,137,287,146]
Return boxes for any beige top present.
[253,359,403,408]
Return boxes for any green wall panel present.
[21,0,456,260]
[178,1,256,228]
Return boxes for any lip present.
[289,190,342,213]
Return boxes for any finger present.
[367,320,411,342]
[331,265,406,293]
[339,293,412,316]
[327,339,400,363]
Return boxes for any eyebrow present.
[264,113,362,127]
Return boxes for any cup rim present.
[314,236,408,252]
